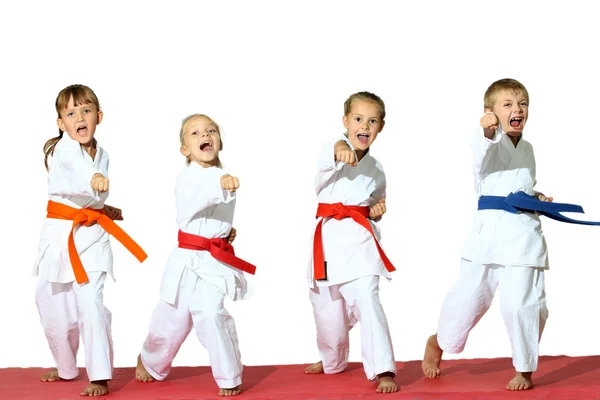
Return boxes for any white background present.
[1,1,599,370]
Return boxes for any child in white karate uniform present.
[422,78,552,391]
[34,84,147,397]
[135,114,255,397]
[305,92,398,394]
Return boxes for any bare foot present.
[41,368,62,382]
[506,372,533,391]
[80,380,109,396]
[135,354,154,382]
[218,385,241,396]
[422,334,443,378]
[304,361,324,374]
[376,373,398,393]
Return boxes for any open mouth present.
[509,116,523,128]
[200,140,213,151]
[76,125,88,135]
[357,133,370,144]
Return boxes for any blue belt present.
[478,191,600,226]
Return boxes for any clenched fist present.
[91,173,109,192]
[369,199,386,221]
[104,205,123,221]
[227,227,237,244]
[536,192,553,202]
[334,140,356,166]
[480,112,499,131]
[220,174,240,192]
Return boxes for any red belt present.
[313,202,396,280]
[178,230,256,275]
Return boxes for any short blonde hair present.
[343,91,386,120]
[179,114,223,168]
[484,78,529,110]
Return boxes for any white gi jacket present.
[308,134,391,288]
[461,125,548,268]
[159,163,250,304]
[33,134,112,283]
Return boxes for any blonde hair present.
[179,114,224,168]
[43,84,101,171]
[484,78,529,110]
[343,91,386,120]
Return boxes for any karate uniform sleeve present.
[176,166,235,221]
[529,142,538,188]
[52,140,102,198]
[99,149,110,176]
[471,124,503,177]
[317,135,350,171]
[370,161,387,203]
[315,135,351,193]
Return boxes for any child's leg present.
[190,277,242,395]
[498,266,548,391]
[72,271,112,396]
[308,284,356,374]
[73,272,113,381]
[424,259,499,378]
[338,276,396,386]
[139,269,195,381]
[437,259,499,352]
[35,278,80,381]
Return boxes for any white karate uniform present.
[437,125,549,372]
[307,134,396,380]
[33,133,113,381]
[141,163,248,389]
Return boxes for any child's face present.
[487,90,529,137]
[343,100,384,152]
[57,96,103,147]
[180,116,221,168]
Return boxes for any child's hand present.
[536,192,553,202]
[91,173,109,192]
[227,227,237,244]
[104,205,123,220]
[480,112,499,131]
[334,140,356,166]
[220,174,240,192]
[369,199,386,221]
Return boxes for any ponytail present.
[43,129,63,171]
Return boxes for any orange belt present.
[178,230,257,274]
[313,202,396,280]
[46,200,148,284]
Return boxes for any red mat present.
[2,356,600,399]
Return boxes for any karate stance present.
[135,114,255,397]
[34,84,147,396]
[422,78,552,391]
[305,92,398,394]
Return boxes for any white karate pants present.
[309,275,396,380]
[35,271,113,381]
[437,259,548,372]
[140,268,242,388]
